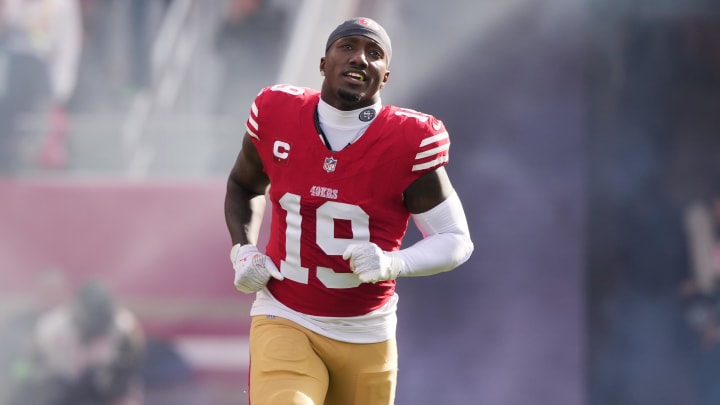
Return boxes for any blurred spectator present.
[681,173,720,405]
[127,0,150,91]
[0,269,70,404]
[610,174,695,405]
[0,0,82,171]
[6,280,146,405]
[213,0,287,116]
[75,0,175,112]
[128,0,173,92]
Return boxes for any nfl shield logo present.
[323,157,337,173]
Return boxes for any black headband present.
[325,17,392,63]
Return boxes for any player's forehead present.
[331,34,384,49]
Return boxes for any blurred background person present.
[212,0,287,116]
[6,280,146,405]
[0,0,81,172]
[0,268,70,404]
[682,171,720,405]
[0,0,12,174]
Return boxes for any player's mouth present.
[344,71,366,82]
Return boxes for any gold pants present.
[248,315,397,405]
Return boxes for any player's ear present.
[319,58,326,74]
[380,70,390,88]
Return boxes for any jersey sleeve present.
[245,86,271,141]
[409,115,451,176]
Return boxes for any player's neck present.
[317,99,382,128]
[316,99,382,151]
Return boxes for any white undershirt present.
[317,99,382,151]
[250,288,398,343]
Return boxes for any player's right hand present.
[230,244,284,293]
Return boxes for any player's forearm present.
[389,232,473,277]
[224,179,266,246]
[390,191,473,277]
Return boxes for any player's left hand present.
[342,242,401,283]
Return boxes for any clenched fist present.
[342,242,402,283]
[230,244,284,293]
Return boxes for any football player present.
[225,17,474,405]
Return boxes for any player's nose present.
[348,49,368,67]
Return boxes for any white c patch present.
[273,141,290,159]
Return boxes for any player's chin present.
[337,88,363,104]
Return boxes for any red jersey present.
[246,84,450,317]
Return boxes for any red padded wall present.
[0,178,255,337]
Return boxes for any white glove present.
[342,242,403,284]
[230,244,284,293]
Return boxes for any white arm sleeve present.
[388,191,474,277]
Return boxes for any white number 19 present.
[276,192,370,289]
